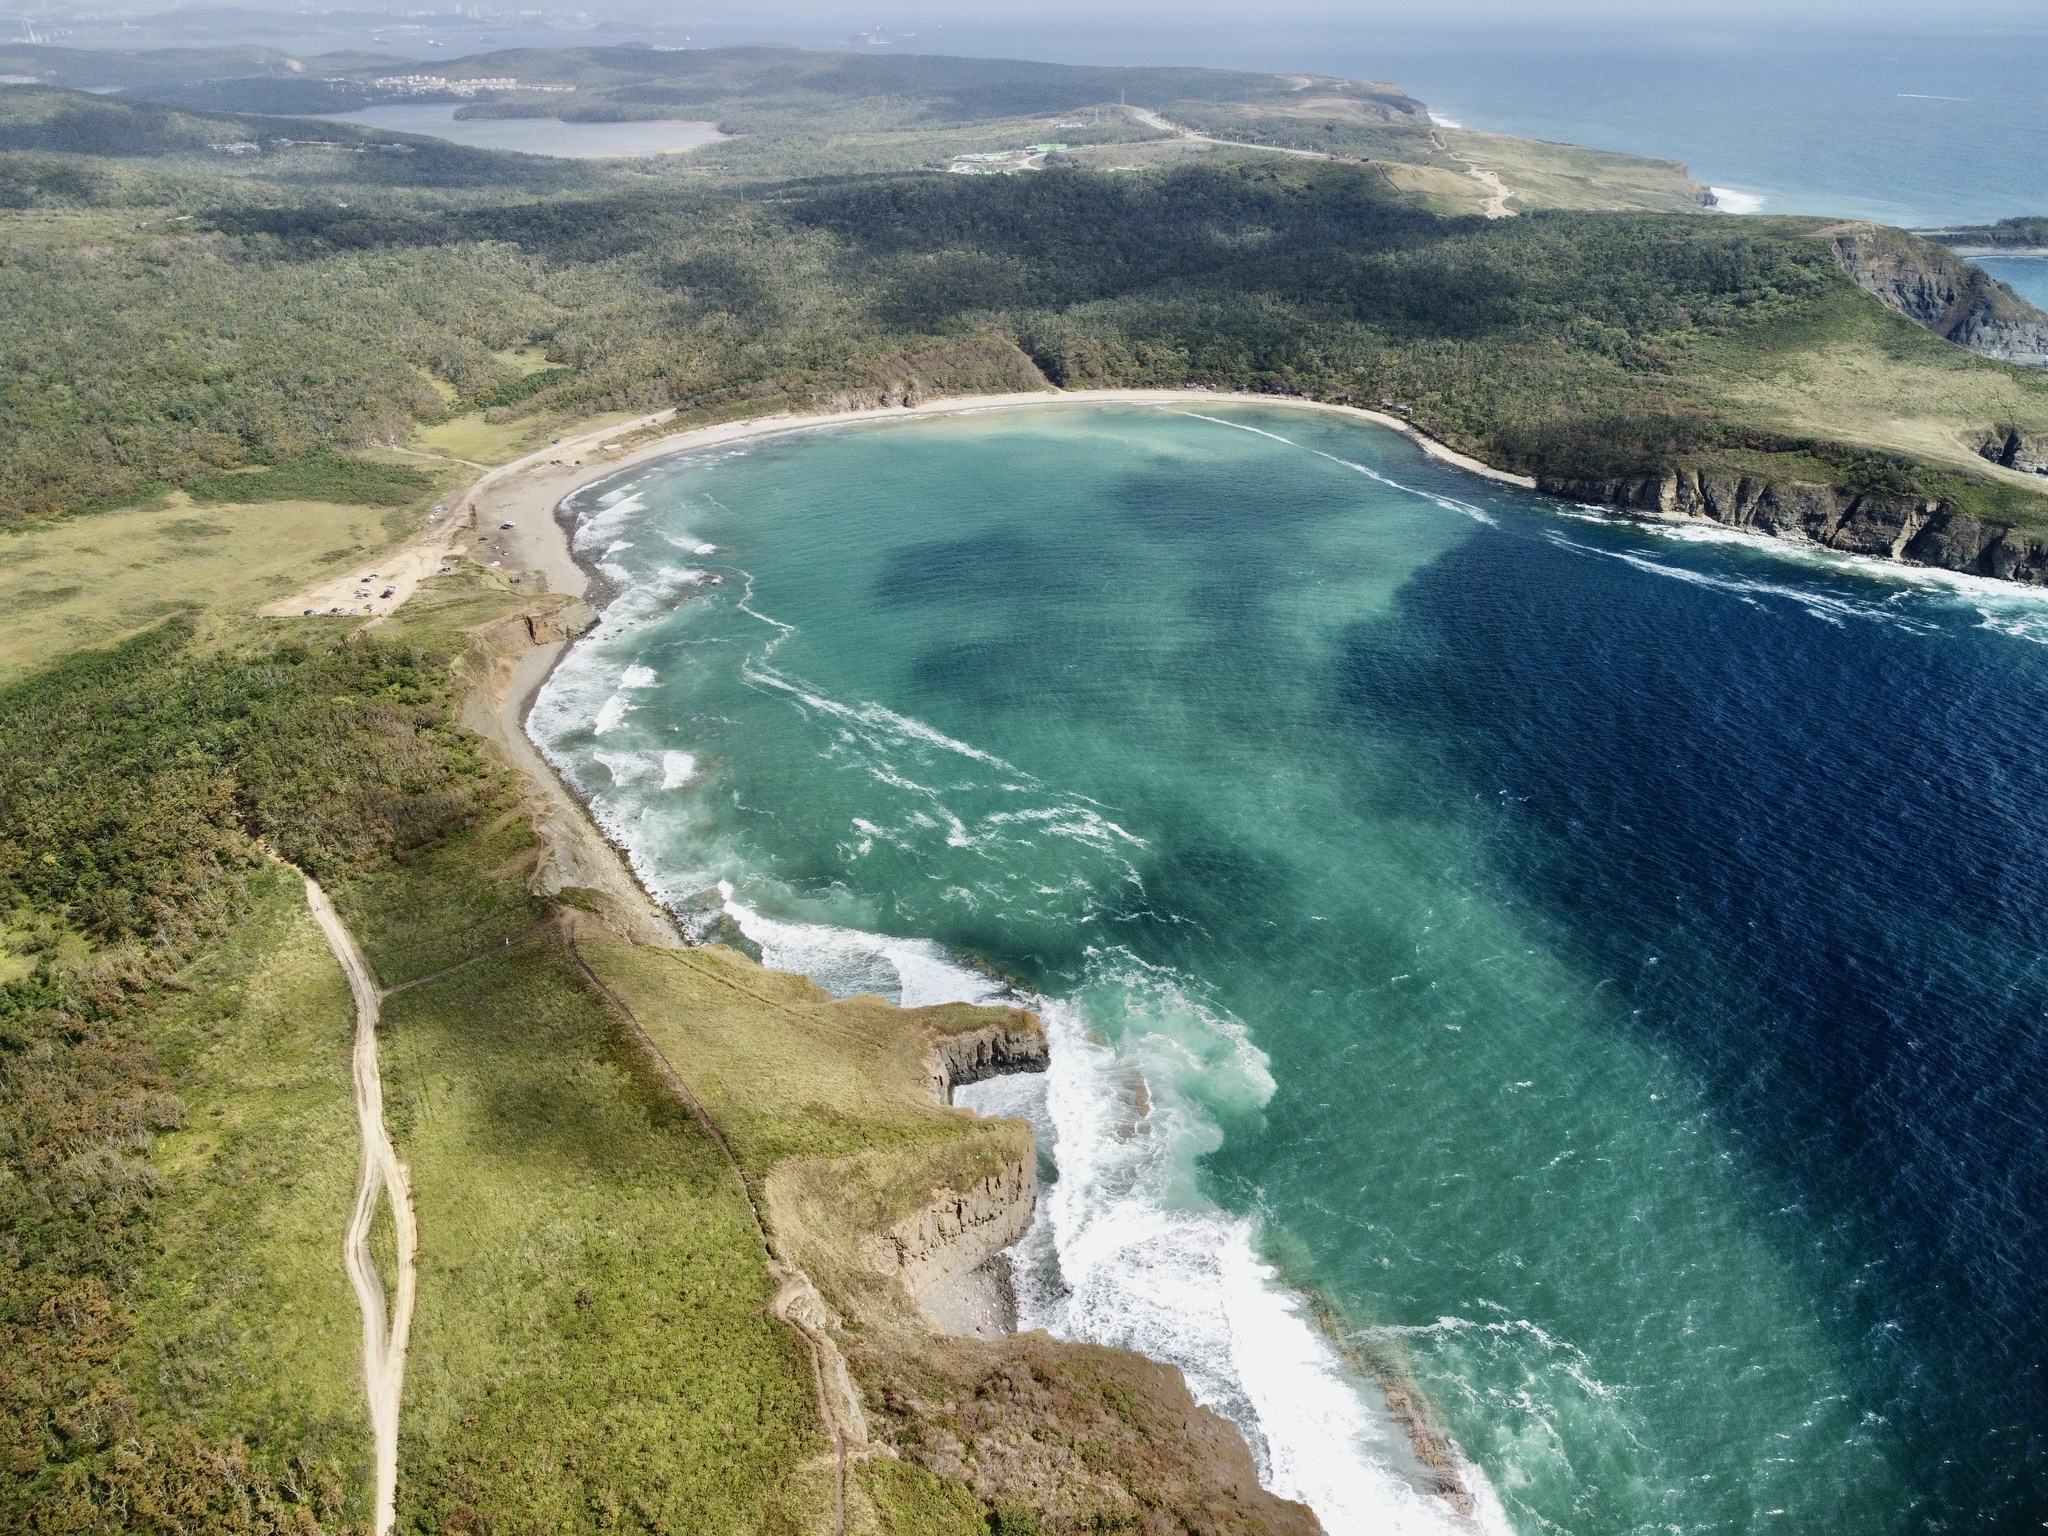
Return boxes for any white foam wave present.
[1172,410,1498,525]
[1547,518,2048,644]
[1547,531,1946,633]
[741,661,1026,772]
[620,665,659,689]
[1224,1239,1502,1533]
[1710,186,1765,214]
[726,901,1007,1007]
[987,963,1496,1536]
[661,750,697,789]
[592,748,659,785]
[592,692,631,734]
[707,894,1500,1535]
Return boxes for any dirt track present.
[303,874,416,1536]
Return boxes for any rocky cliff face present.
[1823,223,2048,368]
[864,1009,1050,1301]
[1539,466,2048,584]
[862,1155,1038,1299]
[1979,428,2048,477]
[925,1008,1050,1101]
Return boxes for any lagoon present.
[311,104,723,158]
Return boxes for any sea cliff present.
[1538,466,2048,583]
[1821,222,2048,368]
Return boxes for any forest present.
[4,82,2046,533]
[7,52,2048,1536]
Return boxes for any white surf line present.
[303,873,417,1536]
[1171,409,1499,524]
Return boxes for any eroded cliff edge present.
[1540,466,2048,583]
[566,914,1327,1536]
[1822,222,2048,369]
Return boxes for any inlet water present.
[530,403,2048,1533]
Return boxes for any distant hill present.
[0,84,587,188]
[1925,215,2048,251]
[0,41,1429,131]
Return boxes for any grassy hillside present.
[0,592,834,1533]
[0,567,1328,1532]
[5,92,2044,544]
[0,616,494,1532]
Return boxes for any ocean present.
[861,21,2048,233]
[529,402,2048,1533]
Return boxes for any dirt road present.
[304,874,416,1536]
[1125,104,1338,161]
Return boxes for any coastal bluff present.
[1821,222,2048,369]
[1541,467,2048,583]
[566,928,1326,1535]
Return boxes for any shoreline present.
[468,387,1505,1529]
[471,388,1536,616]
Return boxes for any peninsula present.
[5,39,2048,1536]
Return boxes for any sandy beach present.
[270,388,1531,626]
[471,388,1535,614]
[260,386,1536,955]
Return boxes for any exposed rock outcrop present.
[1539,466,2048,584]
[1821,223,2048,367]
[1978,428,2048,477]
[861,1154,1037,1300]
[523,599,596,644]
[925,1007,1049,1101]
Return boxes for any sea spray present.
[729,903,1501,1536]
[528,402,2048,1530]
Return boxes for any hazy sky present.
[607,0,2048,30]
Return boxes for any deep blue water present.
[1302,508,2048,1528]
[534,404,2048,1531]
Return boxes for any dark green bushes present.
[187,450,433,508]
[0,617,504,1530]
[4,150,2041,525]
[0,620,491,943]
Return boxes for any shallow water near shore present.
[530,402,2048,1533]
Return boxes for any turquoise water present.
[530,404,2048,1533]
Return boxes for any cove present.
[529,401,2048,1534]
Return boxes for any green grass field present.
[371,929,830,1536]
[124,863,372,1526]
[0,495,417,686]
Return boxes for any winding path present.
[1457,161,1516,218]
[304,874,417,1536]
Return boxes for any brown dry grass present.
[0,495,414,685]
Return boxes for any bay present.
[531,402,2048,1532]
[308,103,723,157]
